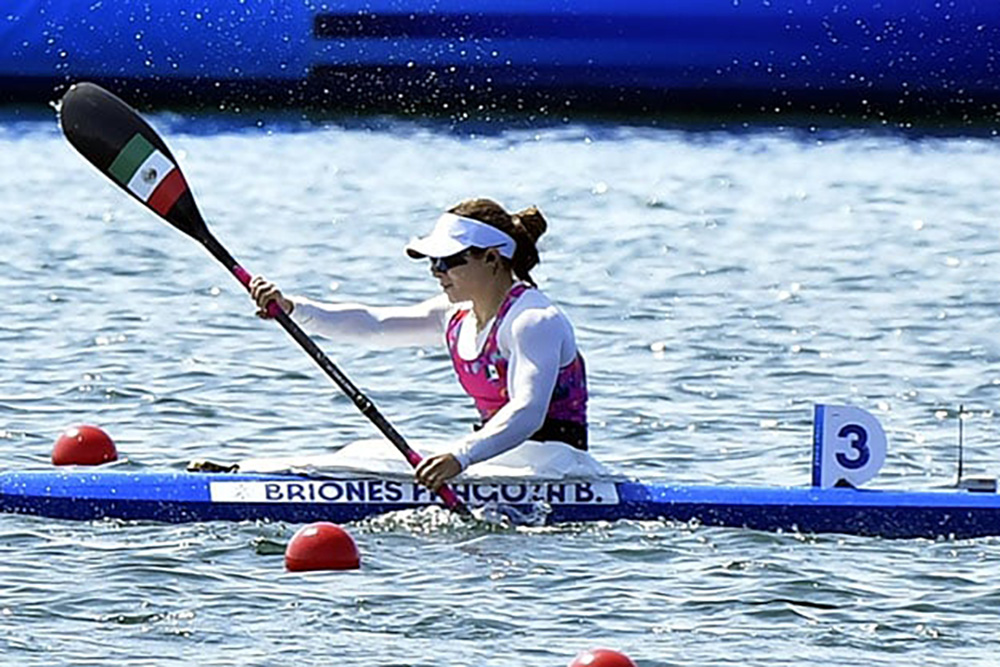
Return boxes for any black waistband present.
[476,418,588,451]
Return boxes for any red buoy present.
[51,425,118,466]
[285,522,360,571]
[569,648,637,667]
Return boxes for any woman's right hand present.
[249,276,293,318]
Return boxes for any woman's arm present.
[290,293,451,348]
[451,307,568,468]
[250,274,450,348]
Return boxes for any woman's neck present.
[471,274,515,328]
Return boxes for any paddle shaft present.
[198,235,469,514]
[58,82,468,516]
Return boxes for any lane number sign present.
[812,404,887,488]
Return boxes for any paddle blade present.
[59,82,209,242]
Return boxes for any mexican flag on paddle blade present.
[108,133,188,215]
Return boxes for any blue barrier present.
[3,2,999,115]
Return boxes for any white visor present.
[405,213,517,260]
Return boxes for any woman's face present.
[430,248,496,302]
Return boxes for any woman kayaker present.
[249,198,587,492]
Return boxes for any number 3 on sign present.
[812,404,887,488]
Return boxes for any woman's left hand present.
[415,454,462,492]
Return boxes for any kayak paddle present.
[58,81,470,516]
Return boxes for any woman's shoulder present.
[512,285,564,314]
[502,287,578,358]
[508,286,574,331]
[516,285,552,305]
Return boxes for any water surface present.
[1,108,999,665]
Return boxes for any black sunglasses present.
[428,250,470,273]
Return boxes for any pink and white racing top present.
[291,282,587,470]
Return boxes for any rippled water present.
[2,107,1000,665]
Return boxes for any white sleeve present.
[289,293,450,348]
[452,308,570,469]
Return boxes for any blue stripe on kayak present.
[3,471,1000,538]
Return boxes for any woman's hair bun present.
[513,206,548,244]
